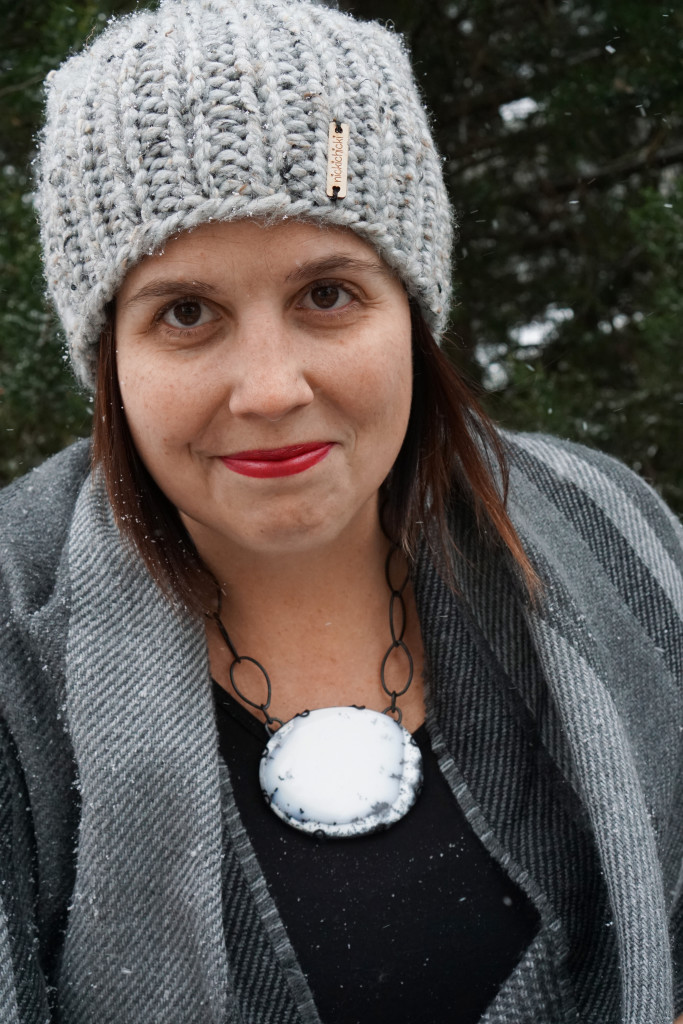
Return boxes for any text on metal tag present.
[326,121,349,199]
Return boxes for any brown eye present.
[311,285,341,309]
[170,301,201,326]
[161,299,215,330]
[303,283,354,311]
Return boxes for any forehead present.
[116,219,395,299]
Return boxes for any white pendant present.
[259,706,423,838]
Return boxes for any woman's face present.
[115,219,413,563]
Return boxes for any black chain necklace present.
[212,546,424,838]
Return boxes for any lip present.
[220,442,335,478]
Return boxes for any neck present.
[188,501,390,624]
[193,510,426,731]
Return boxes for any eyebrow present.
[119,280,220,310]
[285,255,393,283]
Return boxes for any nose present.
[227,316,315,422]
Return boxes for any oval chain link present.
[380,546,413,725]
[212,605,284,735]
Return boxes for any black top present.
[213,686,540,1024]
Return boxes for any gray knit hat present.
[37,0,454,389]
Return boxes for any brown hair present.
[92,300,539,614]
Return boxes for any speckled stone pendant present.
[259,706,423,838]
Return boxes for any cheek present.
[117,350,214,449]
[344,331,413,456]
[117,361,168,445]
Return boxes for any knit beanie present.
[37,0,454,389]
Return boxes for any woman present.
[1,1,682,1022]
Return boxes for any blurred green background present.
[1,0,681,513]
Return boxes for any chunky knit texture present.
[1,436,682,1022]
[36,0,453,388]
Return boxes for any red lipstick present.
[220,442,334,478]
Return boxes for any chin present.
[244,513,343,555]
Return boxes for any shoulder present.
[500,434,683,865]
[501,432,683,717]
[502,430,683,568]
[503,429,672,511]
[0,440,91,612]
[0,439,90,522]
